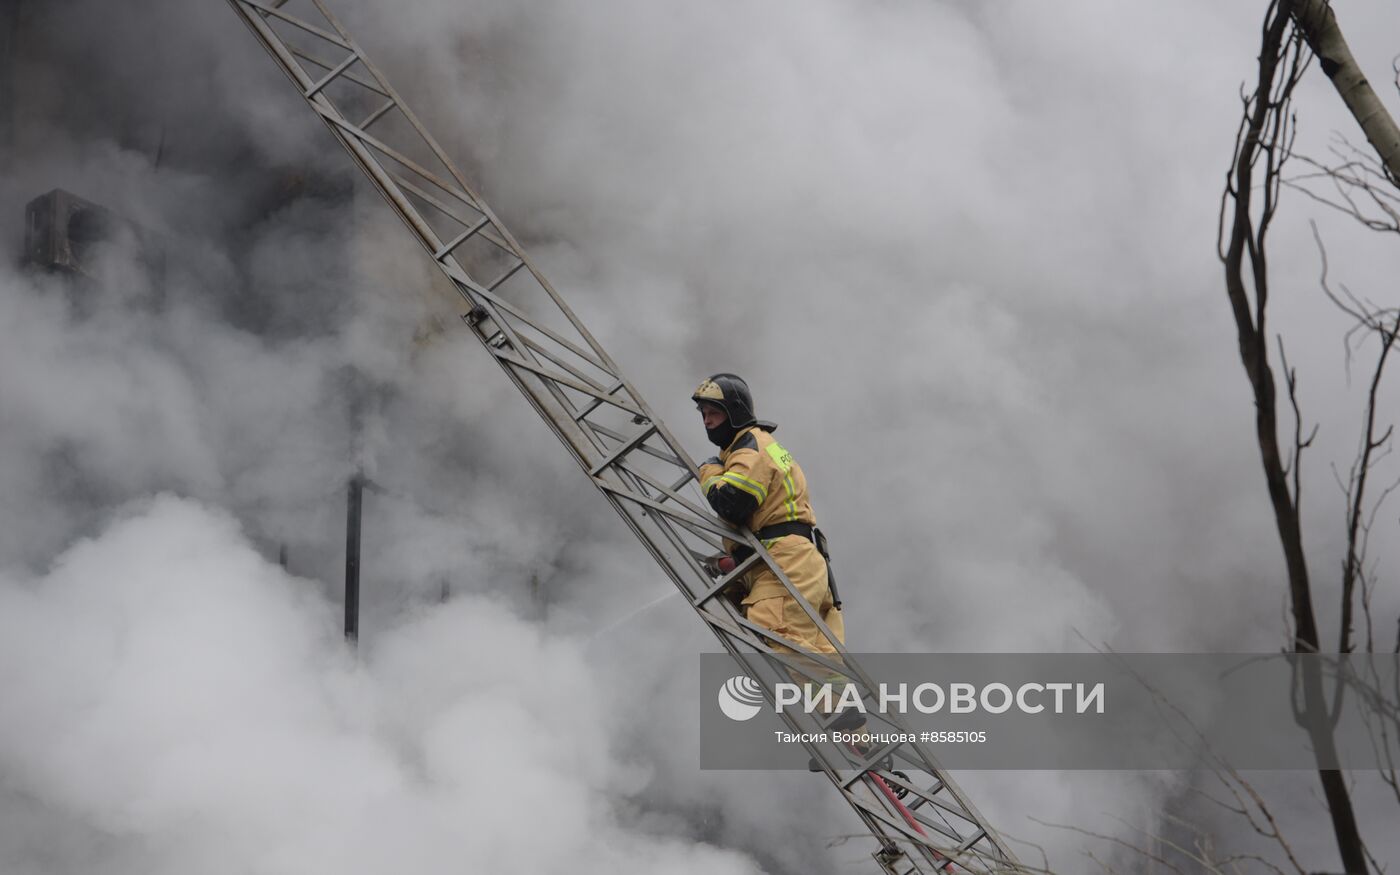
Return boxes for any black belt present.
[755,521,815,542]
[731,522,814,562]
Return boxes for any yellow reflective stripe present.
[782,471,798,521]
[720,472,767,502]
[700,475,725,494]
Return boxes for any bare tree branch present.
[1029,816,1187,875]
[1218,3,1370,870]
[1291,0,1400,185]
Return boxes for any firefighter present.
[692,373,844,657]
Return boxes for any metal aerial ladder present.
[224,3,1026,872]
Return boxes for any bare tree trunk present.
[1292,0,1400,184]
[1220,2,1369,871]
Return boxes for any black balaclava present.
[701,402,740,449]
[706,420,740,449]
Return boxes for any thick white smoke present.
[3,0,1400,872]
[0,496,759,874]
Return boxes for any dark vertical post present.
[344,471,363,643]
[0,1,20,162]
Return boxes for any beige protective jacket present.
[698,426,834,614]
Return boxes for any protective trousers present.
[743,534,844,660]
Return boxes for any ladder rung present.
[574,381,625,421]
[584,422,686,471]
[289,45,390,97]
[492,350,644,418]
[691,552,762,607]
[589,425,657,476]
[304,50,359,98]
[669,470,694,491]
[359,97,397,130]
[487,259,526,291]
[241,0,352,51]
[905,779,944,811]
[433,215,492,260]
[841,742,902,790]
[595,481,733,539]
[956,828,986,854]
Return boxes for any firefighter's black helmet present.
[692,373,757,429]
